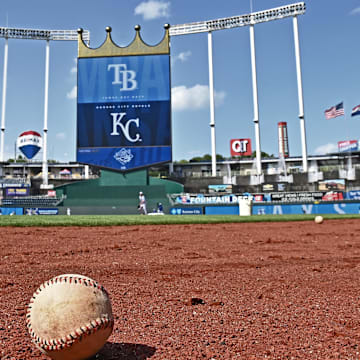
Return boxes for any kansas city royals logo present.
[110,112,142,143]
[107,64,137,91]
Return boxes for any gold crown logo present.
[77,24,170,58]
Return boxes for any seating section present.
[1,196,64,207]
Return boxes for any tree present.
[189,154,225,162]
[6,155,27,163]
[230,151,274,160]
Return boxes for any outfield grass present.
[0,213,358,227]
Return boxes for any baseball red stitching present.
[26,275,114,351]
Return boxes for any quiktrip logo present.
[230,138,252,156]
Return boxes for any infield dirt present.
[1,219,360,359]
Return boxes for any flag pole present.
[345,102,353,178]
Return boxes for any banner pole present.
[207,31,217,177]
[249,24,262,176]
[42,39,50,187]
[293,15,308,173]
[0,37,8,162]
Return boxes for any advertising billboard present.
[208,184,233,193]
[25,208,59,215]
[346,190,360,200]
[5,187,30,196]
[270,191,325,202]
[230,138,252,156]
[253,202,359,215]
[170,207,203,215]
[318,179,345,191]
[338,140,358,153]
[17,130,42,160]
[77,54,171,171]
[0,181,30,188]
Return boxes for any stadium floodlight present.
[0,27,90,42]
[169,2,305,36]
[169,2,308,176]
[0,26,90,189]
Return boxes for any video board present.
[77,54,171,171]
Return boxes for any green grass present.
[0,213,359,227]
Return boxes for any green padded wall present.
[55,169,183,214]
[99,169,149,186]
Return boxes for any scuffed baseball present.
[26,274,114,360]
[315,215,324,224]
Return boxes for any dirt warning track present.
[1,219,360,359]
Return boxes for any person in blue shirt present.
[157,202,163,213]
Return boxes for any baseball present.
[26,274,114,360]
[315,215,324,224]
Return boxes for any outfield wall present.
[201,202,360,215]
[2,201,360,216]
[55,169,183,213]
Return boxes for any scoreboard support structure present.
[170,2,308,176]
[0,27,90,188]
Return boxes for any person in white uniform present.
[138,191,147,215]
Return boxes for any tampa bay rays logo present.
[107,64,137,91]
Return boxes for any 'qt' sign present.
[230,138,252,156]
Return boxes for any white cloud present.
[214,90,226,105]
[350,7,360,15]
[66,59,77,100]
[67,86,77,99]
[134,0,170,20]
[172,51,192,64]
[56,132,66,140]
[172,84,226,111]
[314,143,338,155]
[70,58,77,74]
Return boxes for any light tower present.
[170,2,308,176]
[0,27,90,188]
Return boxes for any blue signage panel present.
[191,202,360,215]
[25,208,59,215]
[253,203,360,215]
[0,207,23,215]
[205,206,238,215]
[346,191,360,200]
[77,54,171,172]
[0,182,30,188]
[170,207,203,215]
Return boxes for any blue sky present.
[0,0,360,162]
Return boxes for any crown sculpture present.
[77,24,170,58]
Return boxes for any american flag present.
[351,104,360,117]
[324,102,345,120]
